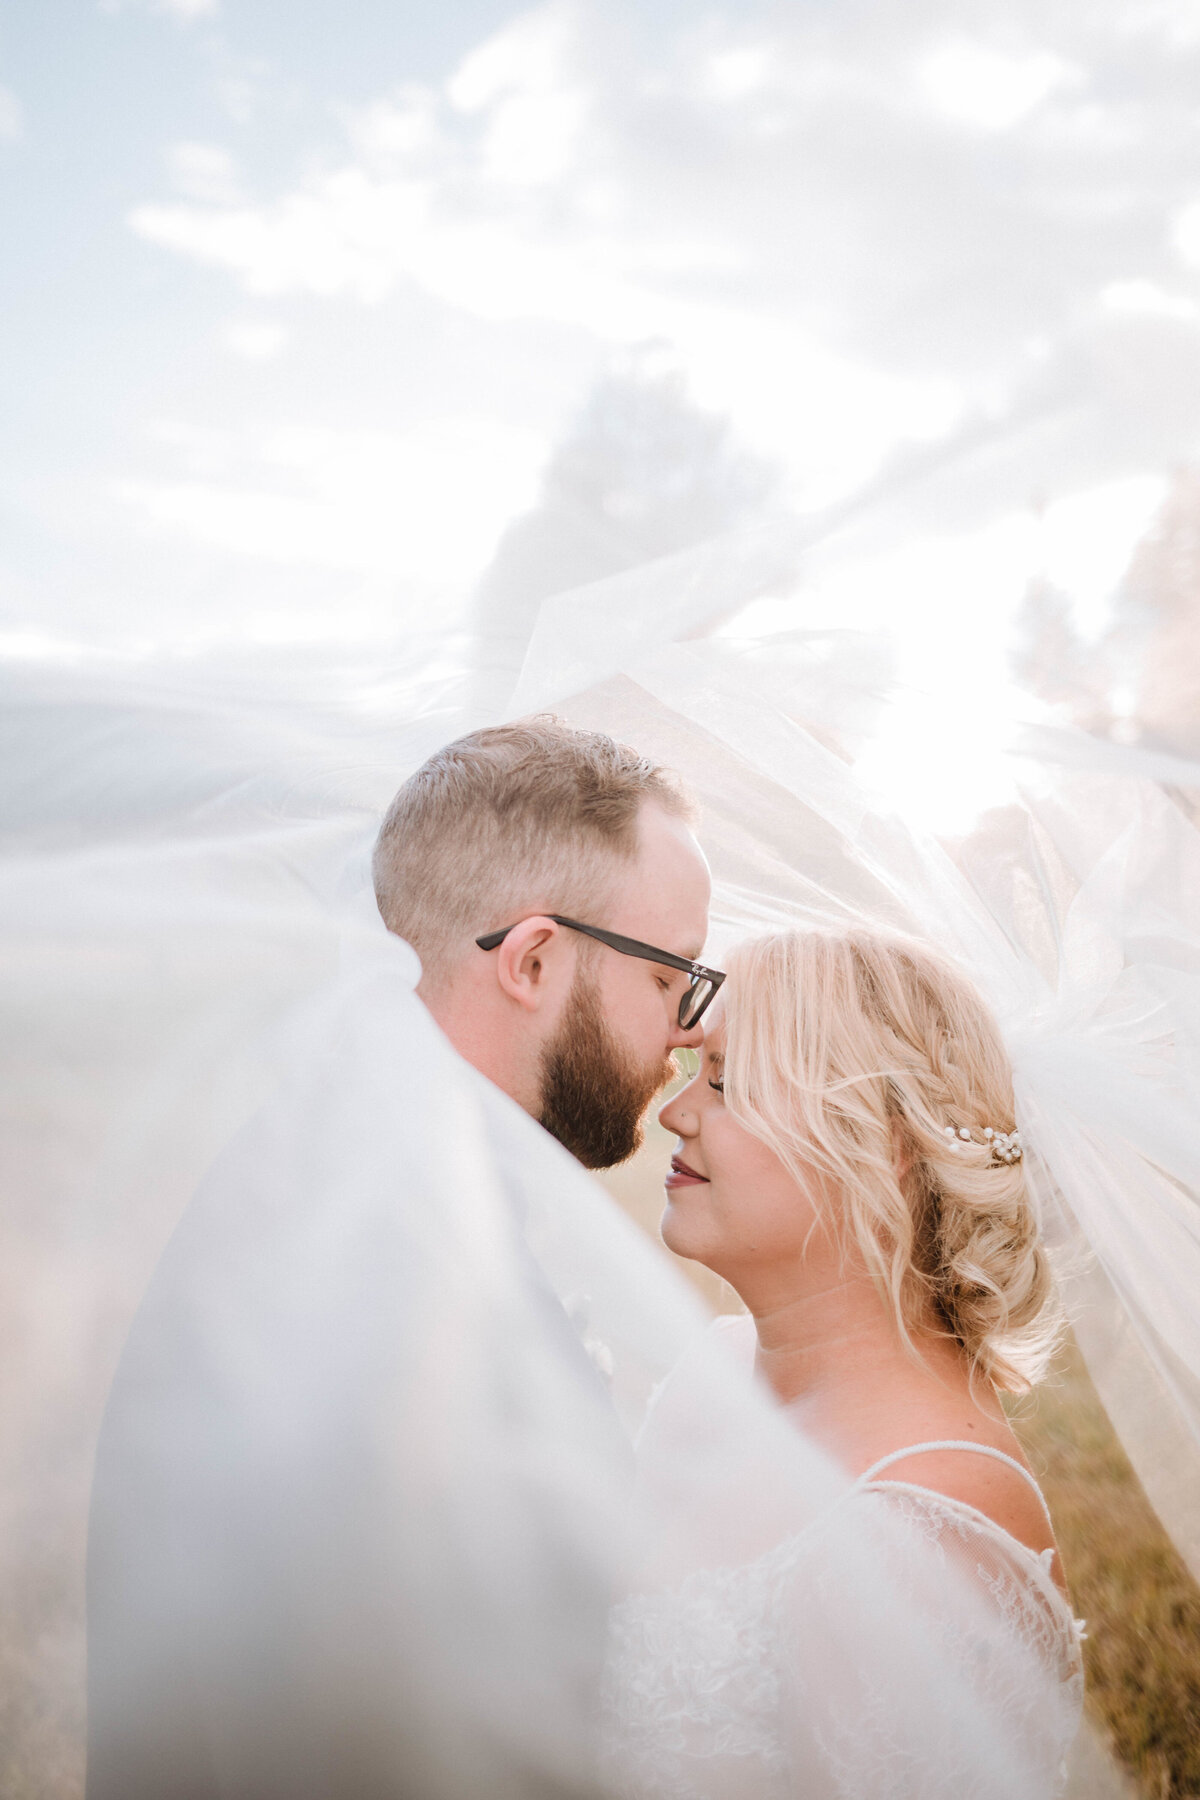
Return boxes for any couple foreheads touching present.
[85,710,1084,1800]
[373,716,1064,1571]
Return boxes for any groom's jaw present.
[537,979,676,1170]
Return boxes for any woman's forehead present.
[701,999,726,1051]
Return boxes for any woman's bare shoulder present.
[859,1439,1065,1589]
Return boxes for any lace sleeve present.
[771,1488,1083,1800]
[602,1486,1083,1800]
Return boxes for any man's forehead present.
[607,804,711,954]
[636,802,711,881]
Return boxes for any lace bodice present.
[602,1329,1084,1800]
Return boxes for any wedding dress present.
[603,1317,1084,1800]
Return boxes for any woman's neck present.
[749,1267,909,1405]
[741,1260,997,1448]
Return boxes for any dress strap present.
[855,1439,1054,1528]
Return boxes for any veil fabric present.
[78,926,1063,1800]
[553,630,1200,1583]
[4,521,1196,1791]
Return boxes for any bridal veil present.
[4,509,1198,1793]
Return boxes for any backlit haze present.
[5,0,1200,828]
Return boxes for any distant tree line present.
[1013,470,1200,767]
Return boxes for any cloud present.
[447,2,589,184]
[223,319,289,359]
[700,46,771,104]
[1114,0,1200,50]
[1100,279,1200,324]
[127,5,975,500]
[168,141,242,204]
[0,86,23,140]
[1172,199,1200,270]
[118,0,1200,604]
[113,418,548,589]
[100,0,218,19]
[915,41,1083,132]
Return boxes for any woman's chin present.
[660,1201,709,1265]
[659,1202,687,1258]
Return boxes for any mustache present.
[657,1054,682,1091]
[631,1054,679,1119]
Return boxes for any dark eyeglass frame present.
[475,914,726,1030]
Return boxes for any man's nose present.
[669,1013,704,1051]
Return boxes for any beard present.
[538,972,676,1170]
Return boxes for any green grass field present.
[1016,1345,1200,1799]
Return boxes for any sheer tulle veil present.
[4,510,1199,1791]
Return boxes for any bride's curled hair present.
[722,929,1062,1392]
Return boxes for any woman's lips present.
[664,1154,709,1189]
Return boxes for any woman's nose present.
[658,1086,696,1136]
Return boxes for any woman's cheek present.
[727,1179,806,1260]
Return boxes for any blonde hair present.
[722,928,1061,1391]
[373,717,694,983]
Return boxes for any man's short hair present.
[372,717,695,983]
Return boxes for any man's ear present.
[493,916,568,1014]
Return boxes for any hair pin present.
[942,1124,1022,1165]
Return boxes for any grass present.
[1014,1341,1200,1800]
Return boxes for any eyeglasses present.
[475,914,726,1031]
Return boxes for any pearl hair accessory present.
[942,1124,1023,1165]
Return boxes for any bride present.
[605,926,1083,1799]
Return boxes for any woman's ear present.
[890,1115,913,1179]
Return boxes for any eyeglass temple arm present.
[552,916,724,980]
[477,917,724,985]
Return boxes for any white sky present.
[3,0,1200,827]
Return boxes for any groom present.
[86,716,717,1800]
[371,716,714,1166]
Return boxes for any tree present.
[470,346,777,697]
[1112,468,1200,759]
[1010,576,1112,735]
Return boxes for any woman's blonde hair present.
[722,928,1062,1391]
